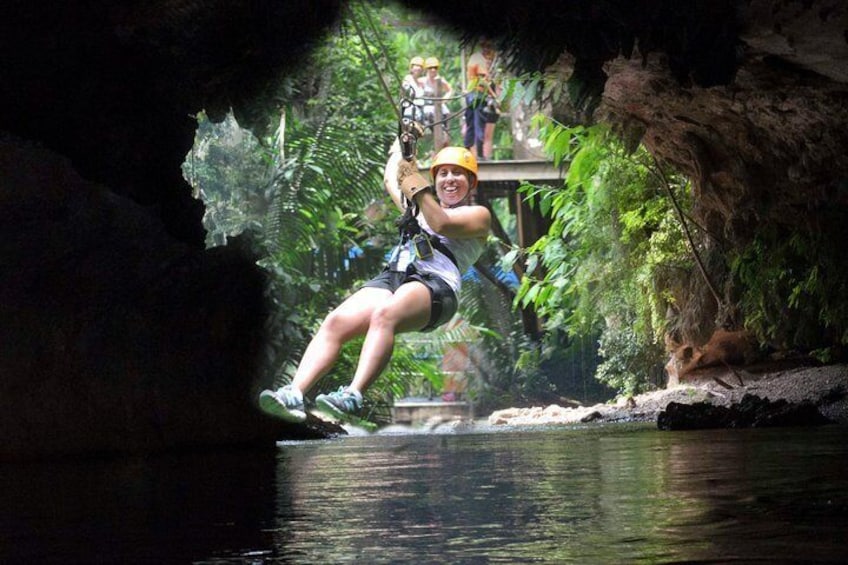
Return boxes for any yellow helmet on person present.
[430,146,478,189]
[424,56,440,69]
[409,56,424,68]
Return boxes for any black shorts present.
[362,268,458,331]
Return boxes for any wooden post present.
[515,189,548,338]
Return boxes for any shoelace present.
[279,386,303,407]
[330,388,360,410]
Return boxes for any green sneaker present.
[259,384,306,423]
[314,387,364,423]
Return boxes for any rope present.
[426,107,466,129]
[651,155,724,312]
[346,4,402,122]
[360,3,403,88]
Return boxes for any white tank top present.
[391,213,487,296]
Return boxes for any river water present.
[1,423,846,563]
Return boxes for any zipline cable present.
[347,3,466,141]
[346,4,402,122]
[651,155,724,312]
[427,107,466,128]
[360,2,404,89]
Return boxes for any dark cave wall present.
[0,0,345,459]
[1,0,343,246]
[1,0,847,458]
[0,134,272,457]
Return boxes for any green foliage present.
[511,119,691,395]
[540,330,611,404]
[183,2,534,412]
[183,113,276,247]
[730,212,848,357]
[452,268,549,412]
[184,2,453,405]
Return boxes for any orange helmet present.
[424,56,440,69]
[409,56,424,68]
[430,147,478,188]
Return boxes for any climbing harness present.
[392,111,454,270]
[392,205,459,271]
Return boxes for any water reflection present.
[1,425,846,563]
[271,425,848,563]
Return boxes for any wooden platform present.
[391,398,474,426]
[419,158,565,193]
[476,158,565,185]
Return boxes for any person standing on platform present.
[421,56,454,151]
[464,39,500,160]
[401,56,425,120]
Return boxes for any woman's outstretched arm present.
[383,140,406,212]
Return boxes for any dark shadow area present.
[0,449,282,563]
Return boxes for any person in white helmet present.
[421,56,454,150]
[401,56,425,120]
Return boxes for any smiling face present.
[433,165,472,207]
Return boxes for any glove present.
[397,159,432,201]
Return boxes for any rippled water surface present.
[2,424,847,563]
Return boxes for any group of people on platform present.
[401,39,501,161]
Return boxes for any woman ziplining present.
[259,143,491,425]
[258,15,494,425]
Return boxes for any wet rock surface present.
[657,394,832,430]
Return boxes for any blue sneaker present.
[314,387,363,422]
[259,384,306,423]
